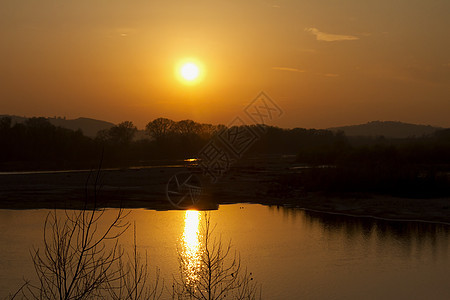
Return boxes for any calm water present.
[1,204,450,299]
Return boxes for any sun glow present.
[176,59,204,85]
[181,63,199,81]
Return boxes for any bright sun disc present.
[180,63,200,81]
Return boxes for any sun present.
[180,62,200,81]
[175,59,205,85]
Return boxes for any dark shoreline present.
[1,166,450,224]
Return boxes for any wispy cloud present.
[324,73,339,77]
[305,27,359,42]
[116,27,137,37]
[272,67,306,73]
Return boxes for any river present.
[1,204,449,299]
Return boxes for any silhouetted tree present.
[172,120,199,136]
[0,116,12,130]
[145,118,175,141]
[0,117,96,169]
[98,121,137,145]
[10,169,163,299]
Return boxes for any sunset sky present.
[1,0,449,129]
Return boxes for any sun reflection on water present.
[181,210,202,286]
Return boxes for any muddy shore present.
[1,165,449,224]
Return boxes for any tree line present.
[1,116,450,181]
[276,129,450,198]
[0,116,348,170]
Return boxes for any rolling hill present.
[328,121,442,138]
[0,115,115,137]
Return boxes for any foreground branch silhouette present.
[7,166,258,299]
[9,166,163,300]
[173,213,261,300]
[27,168,129,299]
[106,223,163,300]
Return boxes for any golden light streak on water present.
[183,158,198,162]
[181,210,202,286]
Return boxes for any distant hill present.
[0,115,115,137]
[328,121,442,138]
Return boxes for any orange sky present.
[1,0,449,129]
